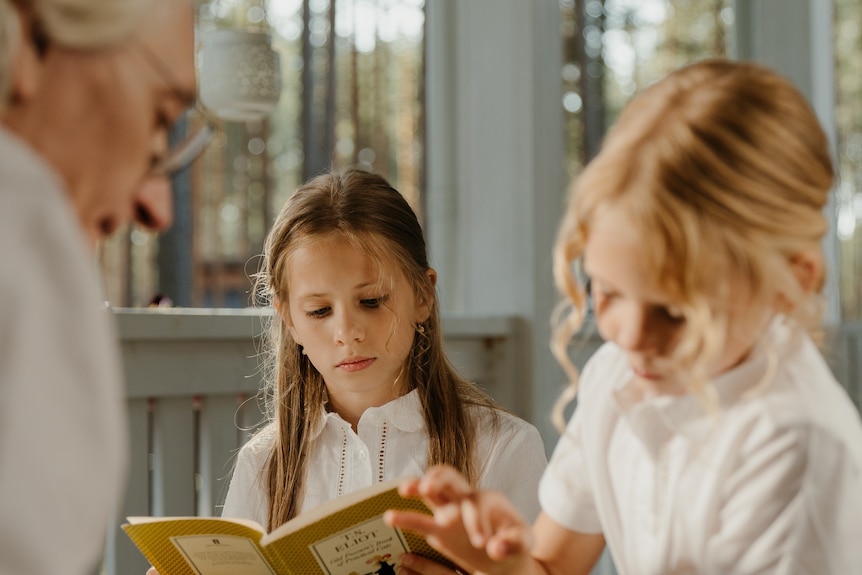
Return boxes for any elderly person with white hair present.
[0,1,208,573]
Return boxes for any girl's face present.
[282,234,432,403]
[583,203,775,396]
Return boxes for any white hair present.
[0,0,21,114]
[36,0,151,49]
[0,0,153,112]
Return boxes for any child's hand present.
[146,567,159,575]
[385,465,534,575]
[397,553,463,575]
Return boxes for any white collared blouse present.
[539,317,862,574]
[223,389,547,525]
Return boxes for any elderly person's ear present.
[7,4,43,107]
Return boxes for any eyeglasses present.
[151,110,214,177]
[133,38,215,177]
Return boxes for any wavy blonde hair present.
[551,59,834,427]
[253,168,501,531]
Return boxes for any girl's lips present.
[632,366,662,380]
[337,357,375,372]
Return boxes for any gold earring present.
[416,323,426,334]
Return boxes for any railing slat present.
[151,397,196,516]
[198,394,244,517]
[105,309,862,575]
[104,398,151,575]
[852,330,862,408]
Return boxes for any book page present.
[266,476,410,539]
[126,515,265,532]
[171,535,276,575]
[309,515,408,575]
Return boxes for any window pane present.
[98,0,426,308]
[835,0,862,320]
[562,0,733,178]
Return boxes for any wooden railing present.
[101,309,862,575]
[103,308,530,575]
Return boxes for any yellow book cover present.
[122,476,456,575]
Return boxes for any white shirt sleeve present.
[704,421,862,574]
[476,412,548,522]
[537,349,610,534]
[538,407,603,533]
[222,427,273,527]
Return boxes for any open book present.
[122,476,456,575]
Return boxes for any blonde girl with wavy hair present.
[386,59,862,575]
[218,168,547,575]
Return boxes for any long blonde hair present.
[552,59,834,425]
[254,168,500,530]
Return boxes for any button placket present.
[336,426,348,498]
[377,419,389,483]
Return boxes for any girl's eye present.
[306,307,330,318]
[361,295,388,308]
[593,289,617,305]
[589,280,616,302]
[590,290,615,317]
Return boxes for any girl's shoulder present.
[744,334,862,466]
[466,402,543,445]
[237,422,277,460]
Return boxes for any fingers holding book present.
[385,465,534,574]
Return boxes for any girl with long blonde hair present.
[221,168,547,575]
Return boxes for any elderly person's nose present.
[134,177,173,231]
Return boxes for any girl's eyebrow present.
[585,273,613,291]
[295,281,379,299]
[297,292,328,300]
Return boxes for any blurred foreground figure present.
[0,1,205,573]
[386,59,862,575]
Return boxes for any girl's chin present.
[632,374,688,397]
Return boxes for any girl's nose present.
[334,309,365,345]
[615,307,656,353]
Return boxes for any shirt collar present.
[375,389,426,432]
[611,315,799,456]
[308,388,426,440]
